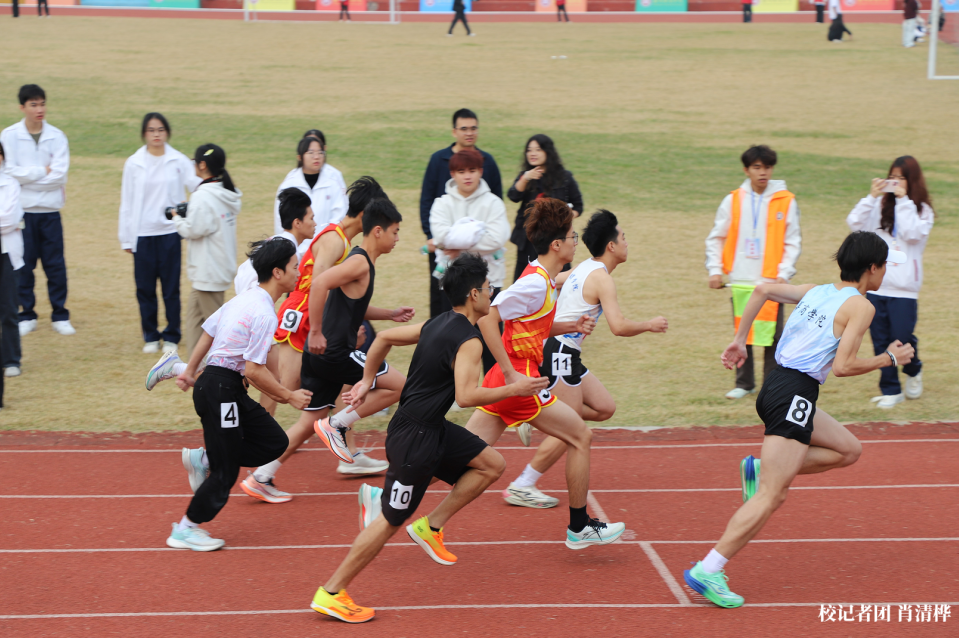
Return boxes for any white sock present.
[254,460,282,482]
[177,515,198,532]
[513,464,543,488]
[172,363,187,376]
[330,408,361,430]
[200,449,209,467]
[702,549,728,574]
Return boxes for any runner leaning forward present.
[685,231,913,608]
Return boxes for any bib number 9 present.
[389,482,413,510]
[280,309,303,333]
[785,395,811,428]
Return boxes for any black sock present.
[429,525,441,533]
[324,588,338,596]
[568,506,588,533]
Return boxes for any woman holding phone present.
[846,155,934,408]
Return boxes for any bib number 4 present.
[785,395,812,428]
[280,309,303,333]
[220,402,239,429]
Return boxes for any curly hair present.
[525,198,573,255]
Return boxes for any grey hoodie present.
[174,181,242,292]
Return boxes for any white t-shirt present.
[202,286,278,375]
[492,259,554,321]
[138,152,172,237]
[232,231,300,295]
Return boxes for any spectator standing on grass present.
[37,0,49,17]
[814,0,825,23]
[903,0,919,47]
[339,0,351,22]
[273,132,347,237]
[0,142,24,379]
[742,0,752,23]
[11,0,18,18]
[421,108,502,318]
[827,0,852,41]
[0,84,74,338]
[846,156,933,409]
[118,113,202,355]
[448,0,474,36]
[705,145,801,400]
[508,133,582,283]
[172,144,241,357]
[557,0,569,22]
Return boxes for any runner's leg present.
[796,407,862,474]
[528,400,591,509]
[579,373,616,422]
[464,408,509,446]
[425,446,505,529]
[324,516,400,592]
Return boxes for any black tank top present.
[398,311,480,426]
[317,246,374,361]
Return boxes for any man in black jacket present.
[420,108,502,318]
[449,0,472,36]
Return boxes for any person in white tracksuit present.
[272,133,347,239]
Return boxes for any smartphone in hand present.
[881,179,900,193]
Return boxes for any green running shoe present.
[739,455,760,503]
[683,561,744,608]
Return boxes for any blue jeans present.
[19,211,69,322]
[134,233,182,344]
[867,293,921,395]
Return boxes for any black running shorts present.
[755,366,819,446]
[380,407,489,527]
[300,349,388,411]
[539,337,589,389]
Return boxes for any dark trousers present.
[734,302,785,391]
[743,4,752,22]
[339,3,350,19]
[37,0,48,15]
[867,294,921,396]
[186,367,289,524]
[449,9,470,34]
[828,15,851,40]
[19,212,69,323]
[12,0,19,17]
[557,5,568,20]
[0,255,21,368]
[815,4,824,22]
[134,233,182,344]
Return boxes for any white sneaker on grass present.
[181,447,209,493]
[18,320,37,337]
[338,453,389,475]
[142,341,160,354]
[51,320,76,335]
[725,388,754,400]
[166,523,224,552]
[905,372,923,399]
[503,483,559,509]
[358,483,383,529]
[146,350,182,391]
[4,366,21,378]
[871,393,904,409]
[565,518,626,550]
[162,341,178,354]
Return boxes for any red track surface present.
[1,424,957,637]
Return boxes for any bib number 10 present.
[785,395,811,428]
[281,309,303,333]
[389,482,413,510]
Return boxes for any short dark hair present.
[834,231,889,283]
[741,145,777,168]
[18,84,45,106]
[582,210,619,258]
[296,136,324,168]
[452,108,478,127]
[362,198,403,236]
[249,237,297,283]
[277,187,312,230]
[303,129,327,147]
[526,198,573,256]
[347,176,385,218]
[141,112,171,140]
[449,148,484,173]
[442,253,489,307]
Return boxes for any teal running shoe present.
[684,561,744,608]
[358,483,383,530]
[739,455,760,503]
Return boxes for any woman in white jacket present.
[118,114,202,354]
[846,155,933,408]
[0,142,25,378]
[272,132,347,237]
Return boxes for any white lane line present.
[586,490,608,522]
[4,601,958,619]
[2,438,956,453]
[3,537,957,554]
[639,541,693,606]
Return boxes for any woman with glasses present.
[507,134,582,282]
[273,132,347,238]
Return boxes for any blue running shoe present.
[740,455,761,503]
[182,447,209,493]
[684,561,744,608]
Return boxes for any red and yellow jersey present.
[500,262,558,365]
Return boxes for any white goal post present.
[928,0,959,79]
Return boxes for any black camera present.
[164,203,188,221]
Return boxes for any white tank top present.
[555,259,607,351]
[775,284,862,384]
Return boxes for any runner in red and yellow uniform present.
[464,198,626,549]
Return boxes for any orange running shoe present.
[406,515,457,565]
[310,587,374,623]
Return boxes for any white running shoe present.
[517,422,533,447]
[871,393,904,409]
[4,366,21,378]
[338,453,389,475]
[315,416,354,463]
[503,483,559,509]
[162,341,178,354]
[724,388,754,400]
[905,372,923,399]
[565,518,626,550]
[146,349,182,391]
[358,483,383,529]
[51,320,76,335]
[181,447,209,493]
[18,319,37,337]
[166,523,225,552]
[240,472,291,504]
[142,341,160,354]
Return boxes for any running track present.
[1,423,957,637]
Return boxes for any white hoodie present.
[429,178,510,287]
[0,119,70,213]
[846,195,933,299]
[174,181,242,292]
[705,178,802,285]
[0,171,25,270]
[272,165,347,235]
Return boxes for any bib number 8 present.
[281,309,303,333]
[389,482,414,510]
[785,395,811,428]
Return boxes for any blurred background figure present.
[0,141,24,379]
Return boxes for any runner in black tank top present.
[318,246,375,361]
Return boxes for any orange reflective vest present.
[722,189,794,280]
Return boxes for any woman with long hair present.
[847,155,934,408]
[273,131,347,238]
[507,134,582,281]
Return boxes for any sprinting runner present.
[310,254,548,623]
[259,177,389,477]
[463,198,626,548]
[502,210,668,509]
[146,238,312,550]
[684,231,912,608]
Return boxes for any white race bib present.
[785,395,812,428]
[280,309,303,333]
[552,352,572,377]
[389,482,414,510]
[220,402,239,428]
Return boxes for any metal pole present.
[929,0,940,78]
[390,0,396,24]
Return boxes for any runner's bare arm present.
[832,296,914,377]
[343,322,425,408]
[307,254,369,354]
[722,282,816,369]
[364,306,416,322]
[595,274,668,337]
[176,331,214,390]
[452,339,548,407]
[312,231,348,275]
[478,306,520,382]
[550,314,597,338]
[245,361,312,410]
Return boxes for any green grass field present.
[1,18,957,432]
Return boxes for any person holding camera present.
[171,144,242,357]
[846,156,933,408]
[273,132,347,237]
[118,113,202,355]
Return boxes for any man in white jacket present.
[0,85,73,337]
[705,145,801,399]
[171,144,242,357]
[0,143,25,378]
